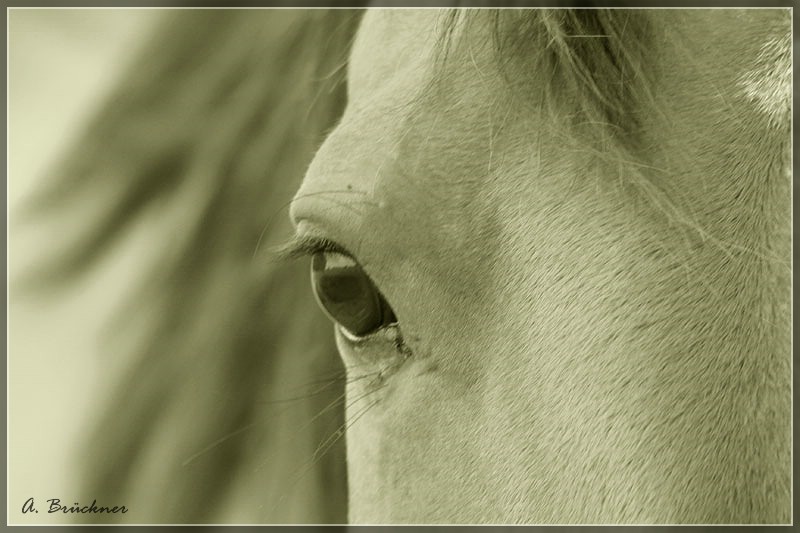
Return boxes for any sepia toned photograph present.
[7,4,792,525]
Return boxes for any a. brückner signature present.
[22,497,128,514]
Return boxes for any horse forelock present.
[425,10,791,252]
[434,10,655,145]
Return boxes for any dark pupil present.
[311,252,396,337]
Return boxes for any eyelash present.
[273,235,353,261]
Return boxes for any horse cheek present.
[345,352,495,523]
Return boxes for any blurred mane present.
[24,10,363,522]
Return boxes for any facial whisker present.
[273,392,384,510]
[180,422,259,467]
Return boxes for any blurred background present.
[9,9,163,524]
[8,8,353,524]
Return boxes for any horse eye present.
[311,251,397,338]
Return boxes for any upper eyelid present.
[271,234,354,262]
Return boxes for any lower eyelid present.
[335,323,410,368]
[338,322,399,343]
